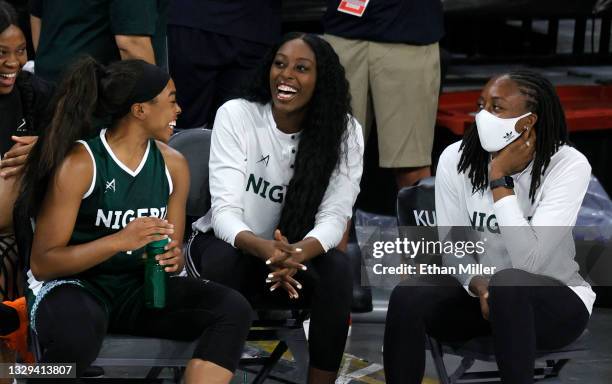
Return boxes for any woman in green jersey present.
[20,57,252,383]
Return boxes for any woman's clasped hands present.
[261,229,307,300]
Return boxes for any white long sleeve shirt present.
[193,99,364,252]
[435,141,596,314]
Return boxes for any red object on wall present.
[437,85,612,135]
[337,0,369,16]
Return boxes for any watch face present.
[504,176,514,188]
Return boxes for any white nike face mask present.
[475,110,531,152]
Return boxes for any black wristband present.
[489,176,514,190]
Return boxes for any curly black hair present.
[458,70,569,202]
[240,32,353,243]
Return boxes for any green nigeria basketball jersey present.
[71,128,172,305]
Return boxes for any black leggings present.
[33,276,252,379]
[187,231,352,372]
[383,269,589,384]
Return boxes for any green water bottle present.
[145,238,169,309]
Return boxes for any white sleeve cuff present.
[493,194,527,227]
[227,224,252,248]
[463,275,478,297]
[493,194,518,210]
[304,223,343,253]
[213,214,252,248]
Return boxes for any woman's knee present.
[489,268,532,287]
[388,283,443,319]
[312,249,352,293]
[488,269,533,312]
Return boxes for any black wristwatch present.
[489,176,514,190]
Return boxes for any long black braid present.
[458,70,569,202]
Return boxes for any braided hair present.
[241,32,352,243]
[458,70,568,202]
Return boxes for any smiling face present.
[0,24,27,95]
[477,75,537,133]
[137,79,181,143]
[269,38,317,116]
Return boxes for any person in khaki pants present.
[324,0,444,188]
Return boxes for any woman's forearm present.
[31,233,123,281]
[292,237,324,261]
[0,176,19,233]
[234,231,265,260]
[30,15,41,52]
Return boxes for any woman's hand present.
[0,136,38,178]
[264,230,307,269]
[469,276,490,320]
[253,230,302,266]
[111,217,174,252]
[265,230,306,299]
[154,239,184,273]
[490,127,536,179]
[267,266,302,299]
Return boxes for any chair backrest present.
[396,177,438,264]
[396,176,437,227]
[168,128,213,220]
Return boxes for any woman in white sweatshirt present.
[186,33,364,384]
[384,70,594,384]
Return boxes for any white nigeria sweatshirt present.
[193,99,364,252]
[435,140,595,314]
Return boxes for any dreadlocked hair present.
[240,32,352,243]
[458,70,569,202]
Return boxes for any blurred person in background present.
[167,0,281,129]
[324,0,444,189]
[30,0,169,83]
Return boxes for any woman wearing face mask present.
[0,0,53,362]
[383,70,594,384]
[20,57,252,383]
[186,32,364,384]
